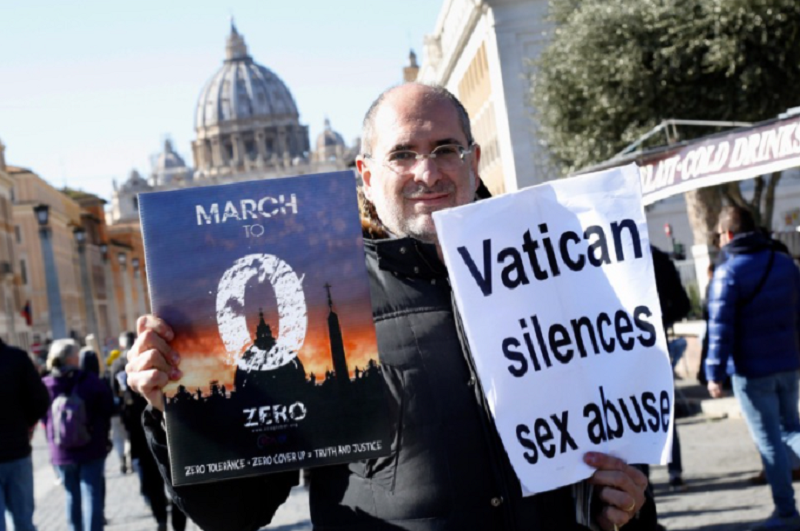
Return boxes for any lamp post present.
[33,204,67,339]
[118,252,136,332]
[74,228,99,338]
[131,257,147,317]
[100,243,121,339]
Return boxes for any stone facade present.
[416,0,552,196]
[0,139,29,349]
[0,135,147,347]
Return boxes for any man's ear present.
[356,156,374,201]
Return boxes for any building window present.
[19,259,27,285]
[14,226,21,244]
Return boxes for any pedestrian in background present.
[0,339,50,531]
[104,349,129,474]
[706,205,800,531]
[79,346,112,526]
[123,386,187,531]
[651,245,691,492]
[43,339,113,531]
[110,333,136,475]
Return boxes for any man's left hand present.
[584,452,648,530]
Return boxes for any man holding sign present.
[126,83,655,530]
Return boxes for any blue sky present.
[0,0,442,201]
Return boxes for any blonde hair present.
[46,338,80,371]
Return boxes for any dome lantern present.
[225,20,249,61]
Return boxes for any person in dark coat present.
[125,83,655,531]
[79,347,102,377]
[122,387,187,531]
[650,245,690,491]
[0,339,50,531]
[43,339,113,531]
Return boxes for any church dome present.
[195,23,300,130]
[316,119,345,151]
[151,139,193,186]
[120,169,151,193]
[313,118,349,163]
[191,22,310,178]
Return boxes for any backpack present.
[50,373,92,449]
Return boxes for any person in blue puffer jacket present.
[706,205,800,531]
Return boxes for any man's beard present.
[395,169,476,244]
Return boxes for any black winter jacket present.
[144,236,657,530]
[0,341,50,462]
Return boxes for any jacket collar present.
[366,237,448,280]
[724,231,772,255]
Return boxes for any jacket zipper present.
[448,279,518,531]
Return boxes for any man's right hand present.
[125,315,181,412]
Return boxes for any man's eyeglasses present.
[365,144,475,174]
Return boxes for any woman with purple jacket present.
[42,339,113,531]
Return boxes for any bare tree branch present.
[751,176,766,226]
[723,182,748,209]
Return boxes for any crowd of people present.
[1,331,187,531]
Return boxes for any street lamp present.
[33,204,67,339]
[74,227,98,338]
[130,257,147,317]
[98,242,120,338]
[117,251,136,331]
[33,204,49,227]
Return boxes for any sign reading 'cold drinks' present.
[433,164,673,495]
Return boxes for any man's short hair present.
[718,205,757,235]
[360,83,474,155]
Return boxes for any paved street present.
[651,411,800,530]
[12,334,800,530]
[16,410,797,531]
[18,427,312,531]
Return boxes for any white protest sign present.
[433,163,673,495]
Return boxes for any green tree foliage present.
[532,0,800,176]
